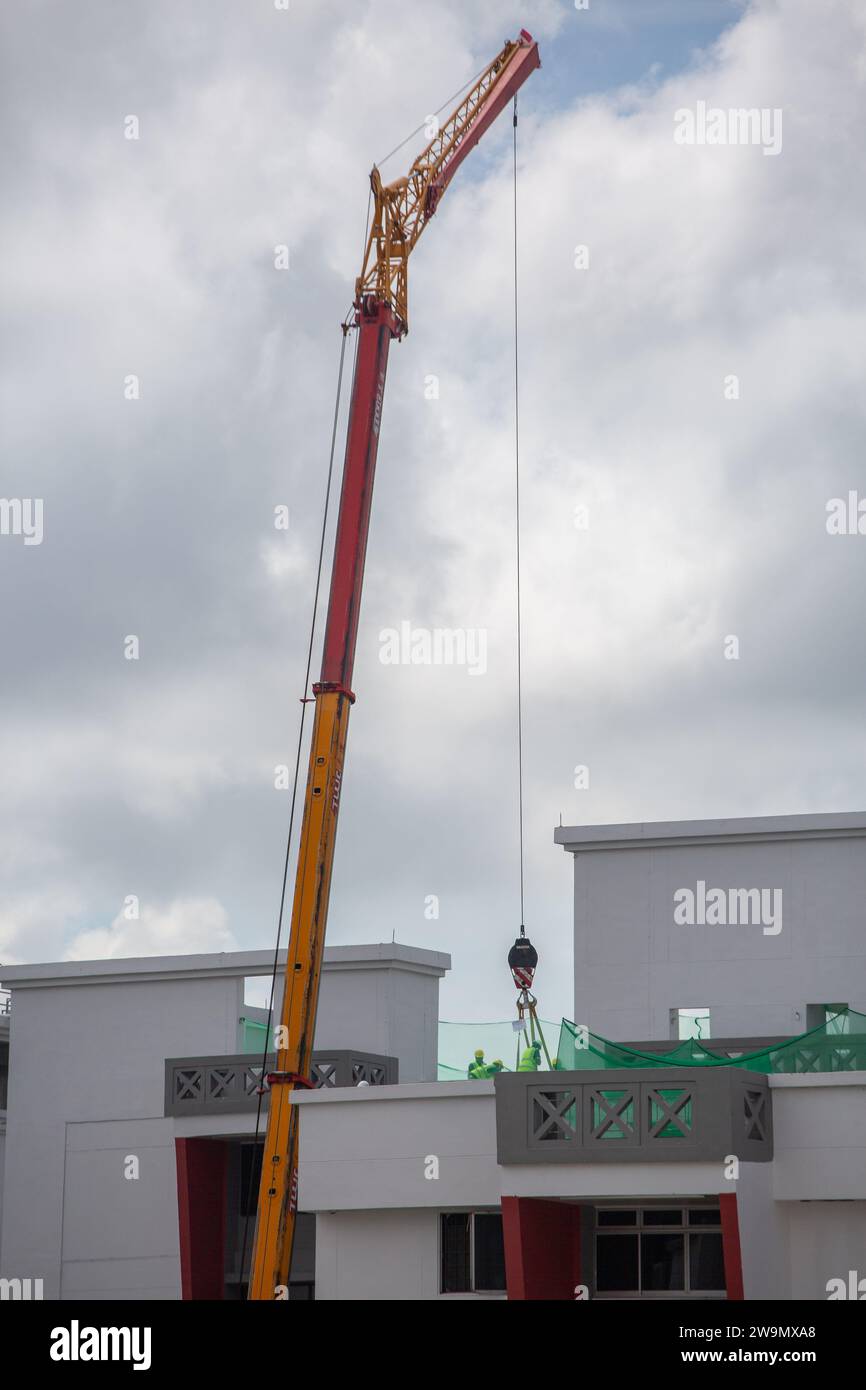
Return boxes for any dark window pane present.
[596,1235,639,1291]
[641,1234,685,1291]
[474,1214,506,1291]
[441,1213,471,1293]
[690,1233,725,1291]
[240,1143,263,1217]
[688,1208,721,1226]
[597,1209,637,1226]
[289,1282,315,1301]
[643,1209,682,1226]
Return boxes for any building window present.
[440,1212,506,1294]
[806,1003,849,1033]
[595,1205,724,1298]
[670,1008,711,1041]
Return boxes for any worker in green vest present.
[479,1058,504,1079]
[467,1049,486,1079]
[468,1051,504,1079]
[518,1040,542,1072]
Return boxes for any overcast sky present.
[1,0,864,1024]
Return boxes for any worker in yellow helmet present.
[480,1058,504,1079]
[468,1052,504,1079]
[518,1040,542,1072]
[467,1049,486,1080]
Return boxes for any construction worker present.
[467,1049,486,1080]
[479,1058,504,1079]
[518,1040,542,1072]
[468,1052,504,1080]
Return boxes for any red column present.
[176,1138,227,1300]
[502,1197,582,1300]
[719,1192,745,1300]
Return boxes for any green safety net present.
[240,1016,268,1053]
[437,1018,561,1080]
[242,1008,866,1079]
[555,1007,866,1074]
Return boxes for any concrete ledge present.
[293,1080,492,1104]
[0,942,451,990]
[769,1071,866,1088]
[555,810,866,853]
[500,1160,727,1199]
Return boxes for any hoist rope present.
[239,323,354,1286]
[512,95,526,935]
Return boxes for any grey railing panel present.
[494,1067,773,1165]
[165,1050,398,1116]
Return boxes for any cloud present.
[64,896,236,960]
[0,889,87,967]
[1,0,865,1021]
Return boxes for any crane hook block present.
[508,934,538,989]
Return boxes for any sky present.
[1,0,865,1026]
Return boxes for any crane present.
[248,29,541,1301]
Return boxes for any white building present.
[1,812,865,1301]
[0,944,447,1300]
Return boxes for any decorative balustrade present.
[164,1050,398,1116]
[494,1067,773,1164]
[768,1033,866,1073]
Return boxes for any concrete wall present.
[787,1202,866,1299]
[0,943,449,1299]
[770,1074,866,1200]
[315,1207,509,1301]
[295,1082,499,1212]
[314,945,446,1083]
[316,1209,442,1300]
[736,1162,792,1300]
[0,1120,5,1260]
[0,970,242,1299]
[557,813,866,1040]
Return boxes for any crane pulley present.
[247,29,541,1301]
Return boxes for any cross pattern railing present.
[495,1067,773,1164]
[769,1035,866,1073]
[165,1050,398,1116]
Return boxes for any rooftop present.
[555,810,866,852]
[0,942,451,992]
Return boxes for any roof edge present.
[555,810,866,853]
[0,942,451,990]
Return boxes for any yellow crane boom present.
[247,28,540,1301]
